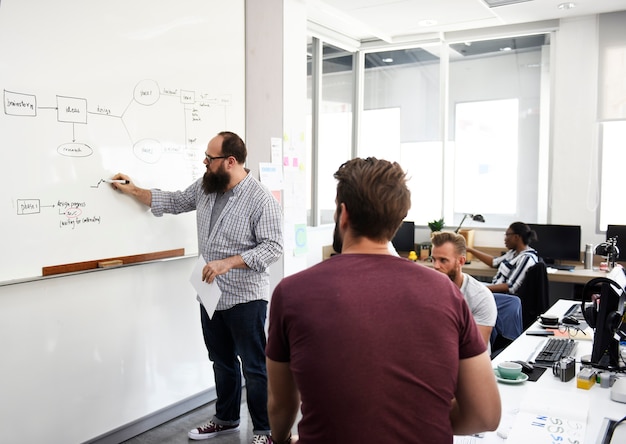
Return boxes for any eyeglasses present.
[205,154,229,164]
[558,324,587,338]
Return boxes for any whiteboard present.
[0,0,245,282]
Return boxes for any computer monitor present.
[606,225,626,261]
[527,224,582,264]
[391,221,415,252]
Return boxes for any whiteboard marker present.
[103,179,129,184]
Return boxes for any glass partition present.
[447,34,549,228]
[362,47,441,225]
[307,39,354,225]
[307,33,551,229]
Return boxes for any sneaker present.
[187,420,240,440]
[251,435,272,444]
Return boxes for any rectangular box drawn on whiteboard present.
[56,95,87,124]
[17,199,40,215]
[4,90,37,117]
[180,90,195,104]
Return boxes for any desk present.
[418,259,607,285]
[484,299,626,443]
[322,244,608,284]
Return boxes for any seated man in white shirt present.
[431,231,497,349]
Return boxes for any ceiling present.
[307,0,626,44]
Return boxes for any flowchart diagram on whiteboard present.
[0,78,237,282]
[4,80,230,228]
[0,0,246,282]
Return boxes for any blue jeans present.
[200,300,270,434]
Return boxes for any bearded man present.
[111,131,283,444]
[430,231,497,351]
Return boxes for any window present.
[598,11,626,230]
[307,33,551,229]
[454,99,519,215]
[447,34,549,228]
[599,121,626,229]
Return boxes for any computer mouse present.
[512,360,534,374]
[562,316,580,325]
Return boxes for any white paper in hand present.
[190,255,222,319]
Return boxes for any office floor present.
[122,392,300,444]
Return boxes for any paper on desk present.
[453,435,483,443]
[546,326,594,341]
[506,387,588,444]
[607,265,626,295]
[189,255,222,319]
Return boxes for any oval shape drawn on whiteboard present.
[65,207,82,219]
[57,143,93,157]
[133,138,163,164]
[133,79,160,106]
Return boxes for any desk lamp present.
[454,214,485,233]
[595,237,620,271]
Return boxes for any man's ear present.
[225,156,236,169]
[338,202,348,225]
[458,255,467,266]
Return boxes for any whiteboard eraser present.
[97,259,123,268]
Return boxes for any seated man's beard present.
[332,222,343,253]
[202,168,230,194]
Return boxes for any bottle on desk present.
[584,243,593,270]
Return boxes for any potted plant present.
[428,218,445,232]
[419,218,444,260]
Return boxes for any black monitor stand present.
[590,282,621,369]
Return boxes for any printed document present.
[189,255,222,319]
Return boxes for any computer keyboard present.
[531,338,578,368]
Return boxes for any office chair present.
[517,261,550,329]
[490,293,523,358]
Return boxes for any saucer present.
[494,368,529,384]
[538,322,559,329]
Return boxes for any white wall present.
[245,0,287,291]
[0,258,212,443]
[551,16,602,246]
[246,0,308,280]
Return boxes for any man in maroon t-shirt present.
[266,157,501,443]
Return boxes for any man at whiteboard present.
[112,131,283,444]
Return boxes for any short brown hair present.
[430,231,467,256]
[333,157,410,242]
[218,131,247,164]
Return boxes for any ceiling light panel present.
[483,0,533,7]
